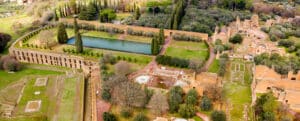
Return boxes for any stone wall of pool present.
[67,36,152,55]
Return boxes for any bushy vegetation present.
[254,92,287,121]
[181,7,251,36]
[229,34,243,44]
[254,53,300,74]
[0,33,11,52]
[211,110,226,121]
[156,55,190,68]
[0,55,21,72]
[57,23,68,44]
[262,22,300,42]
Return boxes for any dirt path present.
[201,38,215,72]
[196,112,210,121]
[92,66,112,121]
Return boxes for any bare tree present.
[111,81,146,108]
[38,30,57,48]
[203,84,223,102]
[114,61,131,76]
[147,92,169,115]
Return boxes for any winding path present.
[200,38,215,72]
[196,112,210,121]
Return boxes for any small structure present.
[25,100,41,112]
[34,77,48,86]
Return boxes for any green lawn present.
[0,67,63,90]
[223,82,252,121]
[15,77,53,117]
[57,76,84,121]
[165,47,208,60]
[165,41,209,61]
[208,59,220,73]
[223,59,253,121]
[0,14,33,54]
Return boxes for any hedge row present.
[64,22,125,34]
[156,55,189,68]
[127,28,158,37]
[21,25,56,43]
[172,33,202,42]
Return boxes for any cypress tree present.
[74,16,83,53]
[134,7,140,20]
[158,28,165,45]
[74,16,79,33]
[54,9,59,21]
[151,37,159,55]
[75,32,83,53]
[57,23,68,44]
[104,0,108,8]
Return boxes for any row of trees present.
[254,53,300,75]
[169,0,187,30]
[156,55,190,68]
[254,92,292,121]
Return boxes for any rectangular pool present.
[67,36,151,55]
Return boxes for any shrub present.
[0,33,11,52]
[229,34,243,44]
[133,113,149,121]
[172,33,201,42]
[103,112,117,121]
[200,96,212,111]
[211,110,226,121]
[0,56,21,72]
[120,108,132,118]
[156,55,189,68]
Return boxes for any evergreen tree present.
[158,28,165,45]
[74,17,83,53]
[134,6,141,20]
[186,88,198,105]
[78,3,98,20]
[200,95,212,111]
[151,37,159,55]
[74,16,79,33]
[211,110,226,121]
[54,9,59,21]
[57,23,68,44]
[168,86,184,113]
[70,0,77,14]
[75,32,83,53]
[104,0,108,8]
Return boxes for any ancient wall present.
[10,48,97,74]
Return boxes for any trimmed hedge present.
[127,28,158,37]
[172,33,202,42]
[156,55,189,68]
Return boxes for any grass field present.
[116,13,132,20]
[165,41,209,61]
[223,59,253,121]
[223,82,252,121]
[57,76,84,121]
[208,59,219,73]
[0,67,63,90]
[0,14,33,54]
[15,77,52,116]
